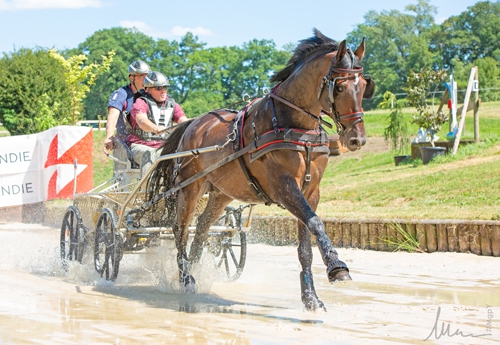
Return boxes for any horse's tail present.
[146,119,195,219]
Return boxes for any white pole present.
[73,158,78,198]
[450,75,457,130]
[452,68,476,154]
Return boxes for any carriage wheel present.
[217,231,247,281]
[60,206,86,269]
[211,206,247,281]
[94,209,122,281]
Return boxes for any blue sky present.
[0,0,482,54]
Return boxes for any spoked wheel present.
[209,206,247,281]
[217,230,247,281]
[60,206,86,269]
[94,209,122,281]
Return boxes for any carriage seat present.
[112,137,141,187]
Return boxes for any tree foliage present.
[379,91,410,155]
[431,1,500,69]
[0,48,72,135]
[69,27,156,121]
[1,1,499,135]
[405,68,448,144]
[49,49,115,124]
[347,0,440,107]
[69,28,290,120]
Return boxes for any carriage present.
[59,138,254,282]
[61,29,374,311]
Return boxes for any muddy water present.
[0,223,499,345]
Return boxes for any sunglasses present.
[153,86,167,91]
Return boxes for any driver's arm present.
[135,112,164,135]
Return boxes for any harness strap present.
[235,108,282,207]
[146,142,257,209]
[268,95,280,133]
[236,106,329,204]
[269,93,321,123]
[301,145,312,193]
[237,156,277,206]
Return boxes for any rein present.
[269,90,333,129]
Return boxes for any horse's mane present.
[270,28,339,83]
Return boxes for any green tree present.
[70,27,156,120]
[431,1,500,69]
[69,28,289,119]
[0,48,71,135]
[347,0,439,108]
[405,68,448,145]
[380,91,410,155]
[473,57,500,102]
[49,49,115,124]
[34,93,64,132]
[154,33,207,106]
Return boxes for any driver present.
[126,71,188,177]
[104,60,151,152]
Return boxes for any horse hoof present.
[181,274,197,294]
[304,299,327,312]
[329,268,352,282]
[184,282,197,294]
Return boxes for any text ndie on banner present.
[0,126,93,207]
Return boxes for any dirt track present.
[0,222,499,345]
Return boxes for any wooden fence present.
[248,216,500,257]
[3,203,499,257]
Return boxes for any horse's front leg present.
[276,179,351,309]
[297,220,326,311]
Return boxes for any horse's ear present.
[334,40,347,66]
[354,37,366,61]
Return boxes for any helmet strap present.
[131,75,139,93]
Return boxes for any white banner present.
[0,126,93,207]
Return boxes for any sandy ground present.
[0,222,499,345]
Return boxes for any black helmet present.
[128,60,151,75]
[144,71,170,88]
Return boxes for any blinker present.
[363,76,375,99]
[328,80,335,104]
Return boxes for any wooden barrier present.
[248,217,500,257]
[4,203,499,258]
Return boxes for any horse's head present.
[319,39,375,151]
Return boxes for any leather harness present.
[166,55,368,208]
[233,94,330,207]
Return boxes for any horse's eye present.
[336,85,345,93]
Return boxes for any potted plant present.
[379,91,411,166]
[405,68,449,164]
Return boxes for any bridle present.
[265,50,374,138]
[317,65,366,136]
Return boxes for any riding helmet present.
[128,60,151,75]
[144,71,170,88]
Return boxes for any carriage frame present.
[59,140,254,282]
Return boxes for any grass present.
[92,129,114,186]
[382,222,424,253]
[313,138,500,220]
[364,101,500,139]
[82,101,500,221]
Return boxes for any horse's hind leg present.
[174,181,205,292]
[188,190,233,264]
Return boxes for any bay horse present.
[147,29,374,311]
